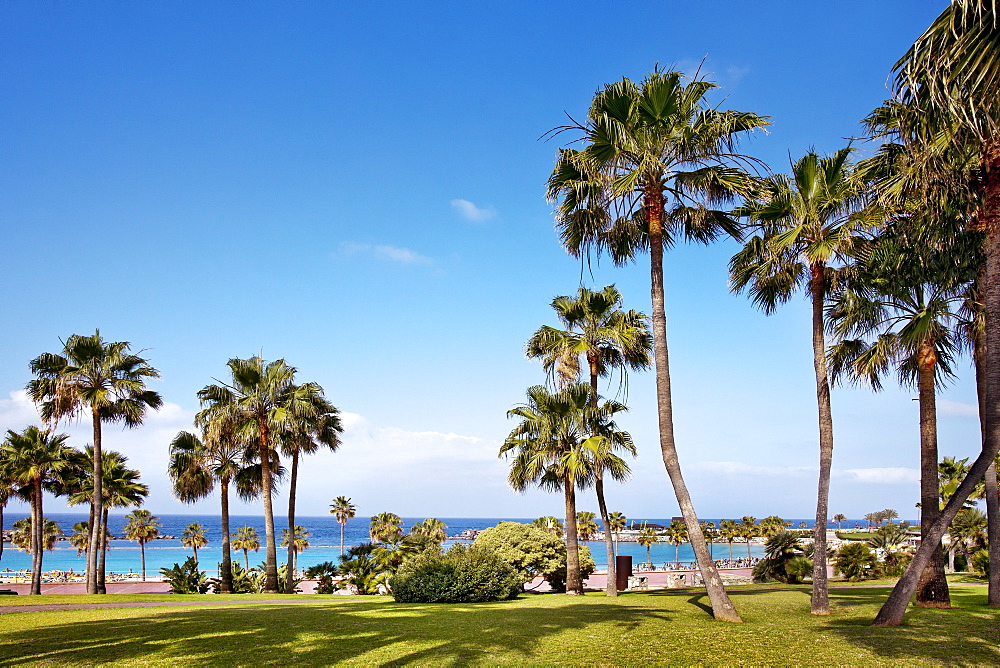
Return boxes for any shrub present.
[161,557,209,594]
[472,521,593,591]
[970,549,989,577]
[391,544,522,603]
[209,562,256,594]
[304,561,341,594]
[834,542,877,581]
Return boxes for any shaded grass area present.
[0,587,996,665]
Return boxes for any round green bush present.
[390,544,522,603]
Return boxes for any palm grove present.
[0,0,998,628]
[507,0,999,627]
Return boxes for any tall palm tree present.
[369,512,403,545]
[232,526,260,569]
[181,523,209,567]
[547,68,766,621]
[69,521,89,557]
[409,518,448,544]
[0,454,19,564]
[874,2,1000,624]
[828,230,965,607]
[123,509,160,581]
[719,520,740,560]
[27,331,162,593]
[1,426,73,594]
[636,528,658,567]
[329,496,356,557]
[280,525,311,576]
[576,512,599,541]
[527,285,650,598]
[832,514,847,531]
[168,412,252,595]
[196,356,299,594]
[277,382,342,594]
[739,517,758,558]
[730,148,865,614]
[608,512,627,557]
[502,383,604,595]
[665,520,688,566]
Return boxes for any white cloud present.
[692,460,918,485]
[938,399,978,418]
[373,245,431,265]
[337,241,431,266]
[450,198,495,222]
[837,468,919,485]
[0,390,41,427]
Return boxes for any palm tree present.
[873,2,1000,624]
[827,230,966,608]
[69,521,89,557]
[636,528,659,567]
[330,496,356,557]
[123,509,160,581]
[196,355,301,594]
[527,285,651,598]
[369,513,403,545]
[167,425,246,594]
[832,514,847,531]
[532,516,564,536]
[409,518,448,544]
[576,512,599,541]
[27,331,162,593]
[1,426,73,594]
[232,526,260,569]
[665,520,688,567]
[11,517,61,552]
[740,517,758,558]
[277,382,342,594]
[0,461,18,564]
[608,512,627,557]
[547,68,766,622]
[730,148,865,614]
[280,525,312,576]
[501,384,598,596]
[719,520,740,560]
[181,523,209,567]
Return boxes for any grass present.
[0,586,997,665]
[0,593,371,606]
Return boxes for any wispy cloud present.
[693,460,918,485]
[338,241,432,266]
[838,468,919,484]
[938,399,978,418]
[450,199,495,222]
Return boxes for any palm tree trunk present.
[88,407,103,594]
[243,549,249,570]
[646,188,742,622]
[914,345,950,607]
[809,265,834,615]
[874,169,1000,625]
[339,521,345,558]
[258,421,279,593]
[286,446,300,595]
[588,355,618,598]
[563,474,582,595]
[973,302,1000,606]
[97,507,109,594]
[30,480,42,595]
[140,540,146,581]
[594,473,617,597]
[218,477,233,593]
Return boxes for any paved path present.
[0,598,372,614]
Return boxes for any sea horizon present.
[0,512,911,576]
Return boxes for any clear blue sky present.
[3,1,978,521]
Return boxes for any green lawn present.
[1,586,997,665]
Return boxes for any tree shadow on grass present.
[817,588,1000,665]
[0,598,675,666]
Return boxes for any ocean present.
[1,513,882,576]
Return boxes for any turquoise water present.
[0,513,856,576]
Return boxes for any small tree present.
[181,523,209,567]
[123,510,160,580]
[835,542,878,581]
